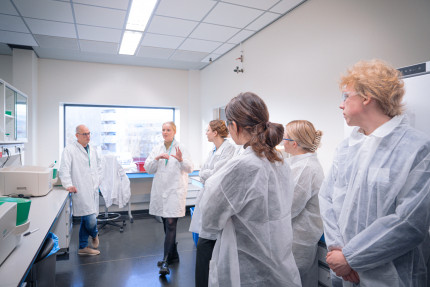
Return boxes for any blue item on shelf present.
[190,207,199,247]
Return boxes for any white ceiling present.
[0,0,306,70]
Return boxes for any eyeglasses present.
[226,120,232,127]
[283,138,294,142]
[341,91,359,102]
[78,132,91,136]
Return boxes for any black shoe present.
[159,261,170,276]
[157,252,179,266]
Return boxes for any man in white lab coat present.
[59,124,102,256]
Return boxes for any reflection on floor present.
[56,213,196,287]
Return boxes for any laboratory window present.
[63,104,175,170]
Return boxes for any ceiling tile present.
[77,25,122,43]
[34,34,79,50]
[213,43,235,55]
[147,16,198,37]
[72,0,129,10]
[156,0,216,21]
[79,39,118,54]
[203,2,263,29]
[0,0,19,15]
[227,29,254,44]
[25,18,76,38]
[246,12,280,31]
[73,3,126,29]
[0,14,29,33]
[190,23,239,42]
[170,49,208,62]
[179,38,221,53]
[141,33,184,49]
[270,0,303,14]
[201,53,220,63]
[137,46,175,59]
[13,0,74,22]
[0,30,38,46]
[220,0,280,10]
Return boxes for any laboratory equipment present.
[0,166,53,197]
[0,200,30,266]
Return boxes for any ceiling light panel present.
[0,30,38,46]
[179,38,221,53]
[0,14,29,33]
[79,40,118,54]
[246,11,280,31]
[140,33,185,49]
[220,0,280,10]
[203,2,263,29]
[73,4,126,29]
[72,0,129,10]
[270,0,303,14]
[190,23,240,42]
[77,25,122,43]
[25,18,77,38]
[156,0,216,21]
[13,0,74,22]
[34,34,79,50]
[119,30,142,55]
[147,16,198,37]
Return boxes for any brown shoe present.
[91,234,99,249]
[78,247,100,256]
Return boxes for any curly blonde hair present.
[340,59,404,117]
[286,120,322,153]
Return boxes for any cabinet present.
[0,79,28,142]
[52,193,73,252]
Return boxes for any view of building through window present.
[64,104,175,171]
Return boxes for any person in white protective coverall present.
[319,59,430,287]
[59,124,102,256]
[144,121,194,276]
[283,120,324,287]
[199,92,301,287]
[189,119,235,287]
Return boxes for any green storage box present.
[0,197,31,226]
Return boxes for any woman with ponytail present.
[284,120,324,287]
[199,92,301,287]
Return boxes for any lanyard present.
[165,139,174,166]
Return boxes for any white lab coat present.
[288,152,324,287]
[99,155,131,209]
[189,140,235,235]
[59,141,102,217]
[319,115,430,287]
[145,140,193,218]
[200,146,301,287]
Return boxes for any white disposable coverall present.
[145,140,193,218]
[288,152,324,287]
[200,146,301,287]
[99,155,131,209]
[319,115,430,287]
[189,139,235,235]
[59,141,102,217]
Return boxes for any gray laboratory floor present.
[55,212,196,287]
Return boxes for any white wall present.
[199,0,430,173]
[37,59,194,167]
[0,55,12,83]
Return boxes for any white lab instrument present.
[0,166,53,197]
[0,202,30,266]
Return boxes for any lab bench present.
[0,187,69,287]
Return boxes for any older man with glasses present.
[59,124,102,256]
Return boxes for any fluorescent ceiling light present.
[126,0,158,31]
[119,31,143,55]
